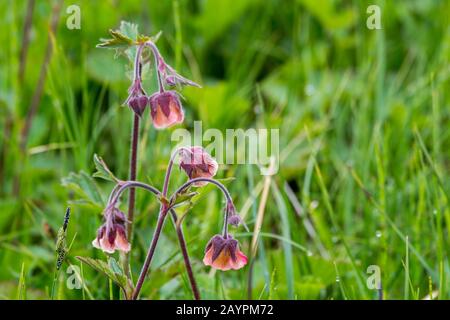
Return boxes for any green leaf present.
[76,256,128,291]
[137,30,162,44]
[96,29,134,49]
[96,21,138,62]
[170,191,198,208]
[97,21,163,62]
[61,171,104,207]
[108,257,123,276]
[93,154,119,182]
[16,263,26,300]
[118,21,138,41]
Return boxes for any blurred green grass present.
[0,0,449,299]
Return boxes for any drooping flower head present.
[92,207,130,254]
[124,77,148,117]
[178,146,218,186]
[128,95,148,117]
[149,91,184,129]
[203,234,247,271]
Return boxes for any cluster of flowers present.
[124,42,198,129]
[91,40,247,272]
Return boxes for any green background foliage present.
[0,0,449,299]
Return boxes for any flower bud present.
[124,79,148,117]
[165,75,177,87]
[225,201,241,226]
[128,95,148,117]
[149,91,184,129]
[227,215,242,227]
[203,234,247,271]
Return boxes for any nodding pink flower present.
[92,207,130,254]
[178,146,218,186]
[203,235,247,271]
[149,91,184,129]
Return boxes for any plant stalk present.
[122,43,145,282]
[170,209,200,300]
[131,153,201,300]
[132,208,168,300]
[122,113,140,279]
[145,41,165,92]
[162,153,200,299]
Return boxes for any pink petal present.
[115,233,131,253]
[230,250,248,270]
[99,236,116,254]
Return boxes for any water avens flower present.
[92,25,236,300]
[149,91,184,129]
[92,207,131,254]
[203,234,247,271]
[124,76,148,117]
[179,146,218,186]
[128,95,148,117]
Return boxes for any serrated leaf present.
[61,171,104,207]
[76,256,128,290]
[118,21,138,41]
[97,21,163,62]
[93,154,119,182]
[97,21,140,62]
[96,29,134,49]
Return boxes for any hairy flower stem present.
[163,154,200,299]
[122,44,145,282]
[171,177,234,237]
[132,208,168,300]
[172,178,234,204]
[109,177,229,300]
[170,209,200,300]
[122,113,140,279]
[145,41,165,93]
[109,180,166,300]
[131,154,200,300]
[109,181,161,205]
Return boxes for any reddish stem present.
[170,209,200,299]
[131,154,201,300]
[132,208,168,300]
[163,153,200,299]
[122,113,140,280]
